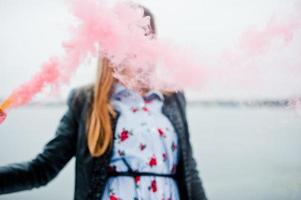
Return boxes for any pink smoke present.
[67,0,204,91]
[239,16,300,56]
[2,0,301,113]
[3,0,204,110]
[212,4,301,93]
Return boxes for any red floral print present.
[162,152,168,162]
[118,128,133,143]
[119,129,129,142]
[109,189,120,200]
[109,193,119,200]
[131,107,139,112]
[149,179,157,192]
[131,106,149,112]
[148,155,157,167]
[134,175,141,186]
[104,82,180,199]
[139,143,146,151]
[117,149,125,156]
[142,106,149,112]
[157,128,166,138]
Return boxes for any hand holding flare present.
[0,109,7,124]
[0,97,14,124]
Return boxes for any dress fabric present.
[101,82,180,200]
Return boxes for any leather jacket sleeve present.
[0,89,78,194]
[177,91,208,200]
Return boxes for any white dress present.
[101,82,180,200]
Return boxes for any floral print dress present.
[101,81,180,200]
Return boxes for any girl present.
[0,5,207,200]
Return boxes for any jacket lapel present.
[162,93,186,152]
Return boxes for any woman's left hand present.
[0,108,7,124]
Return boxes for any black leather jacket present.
[0,84,208,200]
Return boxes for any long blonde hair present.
[86,57,116,157]
[86,57,174,157]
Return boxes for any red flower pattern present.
[109,189,120,200]
[148,155,157,167]
[119,129,129,142]
[162,152,168,162]
[134,175,141,186]
[139,143,146,151]
[109,193,119,200]
[142,106,149,112]
[117,149,125,156]
[118,128,133,142]
[106,83,179,199]
[149,179,157,192]
[131,107,139,112]
[157,128,166,137]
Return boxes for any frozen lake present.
[0,104,300,200]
